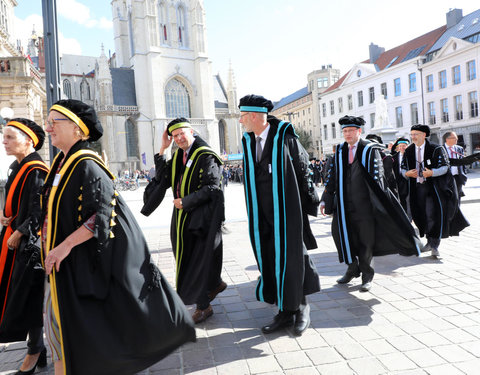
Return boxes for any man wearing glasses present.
[401,125,469,258]
[321,116,421,292]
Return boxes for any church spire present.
[227,60,238,113]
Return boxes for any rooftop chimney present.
[446,8,463,28]
[369,43,385,64]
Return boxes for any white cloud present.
[57,0,112,29]
[14,14,82,56]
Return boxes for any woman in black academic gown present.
[0,119,49,374]
[41,99,195,375]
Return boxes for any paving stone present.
[348,357,387,375]
[361,338,397,355]
[377,352,418,372]
[432,344,476,362]
[275,351,312,370]
[315,361,353,375]
[246,356,282,373]
[305,347,343,365]
[404,348,447,367]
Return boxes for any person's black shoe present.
[15,348,47,375]
[261,313,294,334]
[293,304,311,336]
[336,272,360,284]
[360,282,372,292]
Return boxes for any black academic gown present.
[242,117,320,313]
[392,152,409,214]
[402,140,469,239]
[0,152,48,342]
[41,141,195,375]
[142,136,224,305]
[322,139,422,265]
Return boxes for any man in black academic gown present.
[443,131,467,201]
[401,125,469,258]
[239,94,320,336]
[321,116,421,292]
[142,118,226,324]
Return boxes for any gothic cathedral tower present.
[111,0,218,167]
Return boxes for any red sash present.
[0,160,48,322]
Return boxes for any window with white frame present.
[177,5,187,47]
[165,79,191,118]
[357,91,363,107]
[410,103,418,125]
[441,98,449,122]
[395,106,403,127]
[409,73,416,92]
[381,82,387,99]
[369,87,375,104]
[330,100,334,115]
[452,65,461,85]
[338,97,343,113]
[394,78,401,96]
[347,95,353,110]
[454,95,463,120]
[439,70,447,88]
[370,113,375,128]
[428,102,436,125]
[426,74,434,92]
[469,91,478,118]
[467,60,476,81]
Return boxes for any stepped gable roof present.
[429,9,480,53]
[110,68,137,106]
[273,86,309,110]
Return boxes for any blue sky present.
[14,0,478,101]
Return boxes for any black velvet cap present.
[7,118,45,150]
[411,124,430,137]
[365,134,383,144]
[167,117,192,136]
[338,115,365,128]
[392,137,410,152]
[238,94,274,113]
[50,99,103,141]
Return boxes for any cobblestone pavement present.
[2,171,480,374]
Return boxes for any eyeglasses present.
[45,118,70,127]
[240,113,249,120]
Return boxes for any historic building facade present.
[107,0,239,171]
[0,0,48,179]
[318,8,480,156]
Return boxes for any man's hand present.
[422,168,433,178]
[159,129,173,155]
[405,169,418,178]
[173,198,183,210]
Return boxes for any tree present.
[297,129,313,152]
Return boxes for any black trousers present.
[345,217,375,283]
[415,184,441,249]
[27,327,45,355]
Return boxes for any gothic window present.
[158,1,169,45]
[80,80,91,101]
[218,120,226,153]
[177,5,187,47]
[63,79,72,98]
[165,79,191,118]
[125,119,139,158]
[128,9,135,57]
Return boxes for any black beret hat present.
[338,115,365,128]
[7,118,46,151]
[391,137,410,152]
[238,94,274,113]
[166,117,193,136]
[365,134,383,144]
[411,124,430,137]
[50,99,103,141]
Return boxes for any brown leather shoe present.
[192,305,213,324]
[208,281,227,302]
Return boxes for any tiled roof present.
[111,68,137,106]
[428,9,480,53]
[373,26,446,71]
[323,25,447,95]
[273,86,309,110]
